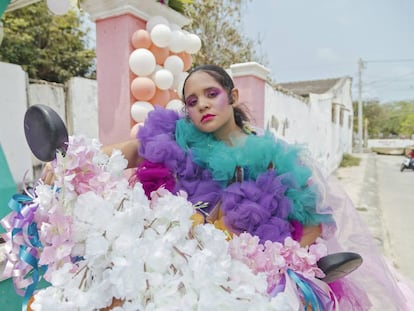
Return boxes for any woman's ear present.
[230,88,239,105]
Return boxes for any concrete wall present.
[263,80,353,176]
[230,62,353,177]
[0,62,98,185]
[0,62,33,187]
[1,60,352,186]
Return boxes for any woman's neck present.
[214,127,247,146]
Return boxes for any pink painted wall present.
[96,14,145,145]
[233,76,265,128]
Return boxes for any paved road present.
[376,154,414,280]
[336,153,414,280]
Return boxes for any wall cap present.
[82,0,190,27]
[230,62,270,81]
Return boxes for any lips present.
[201,114,215,123]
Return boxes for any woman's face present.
[183,71,239,142]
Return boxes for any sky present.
[242,0,414,103]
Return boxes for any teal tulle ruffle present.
[175,119,334,226]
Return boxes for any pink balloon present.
[131,77,156,101]
[169,89,181,100]
[131,29,152,49]
[150,88,170,107]
[149,44,170,65]
[177,51,193,71]
[130,122,144,139]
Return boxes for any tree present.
[183,0,267,69]
[353,100,414,138]
[0,2,95,83]
[381,101,414,137]
[400,114,414,138]
[359,100,386,138]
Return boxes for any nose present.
[198,96,211,111]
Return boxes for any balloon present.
[46,0,71,15]
[150,88,170,107]
[146,15,169,32]
[174,71,189,94]
[185,33,202,54]
[164,55,184,75]
[169,89,181,100]
[150,64,162,78]
[131,77,156,101]
[169,23,181,31]
[129,49,156,76]
[169,30,186,53]
[149,44,170,65]
[131,101,154,123]
[166,99,185,113]
[154,69,174,90]
[150,24,172,48]
[177,51,192,71]
[130,122,144,139]
[131,29,152,49]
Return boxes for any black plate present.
[24,104,68,162]
[317,252,363,283]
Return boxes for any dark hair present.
[182,64,249,128]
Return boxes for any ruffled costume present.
[134,107,409,310]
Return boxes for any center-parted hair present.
[182,64,249,129]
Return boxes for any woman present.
[41,64,408,309]
[132,64,334,248]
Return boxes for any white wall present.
[263,77,353,177]
[1,61,352,185]
[0,62,98,184]
[0,62,33,186]
[66,77,98,138]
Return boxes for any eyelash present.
[186,99,197,107]
[185,89,220,107]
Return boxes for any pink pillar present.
[95,15,144,145]
[82,0,189,145]
[230,62,270,128]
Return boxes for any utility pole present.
[357,58,365,153]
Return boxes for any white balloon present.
[166,99,185,113]
[169,23,182,31]
[150,65,163,80]
[129,49,156,76]
[151,24,172,48]
[131,101,154,123]
[164,55,184,75]
[169,30,186,53]
[46,0,71,15]
[185,33,202,54]
[146,16,169,32]
[174,71,189,95]
[154,69,174,90]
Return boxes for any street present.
[376,154,414,280]
[336,153,414,281]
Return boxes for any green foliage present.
[353,99,414,138]
[183,0,267,69]
[339,154,361,168]
[157,0,192,14]
[0,2,95,83]
[399,113,414,137]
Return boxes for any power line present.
[364,58,414,64]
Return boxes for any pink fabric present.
[290,219,303,241]
[324,175,410,310]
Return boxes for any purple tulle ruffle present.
[136,108,222,213]
[221,170,293,243]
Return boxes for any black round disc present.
[24,104,68,162]
[317,252,363,283]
